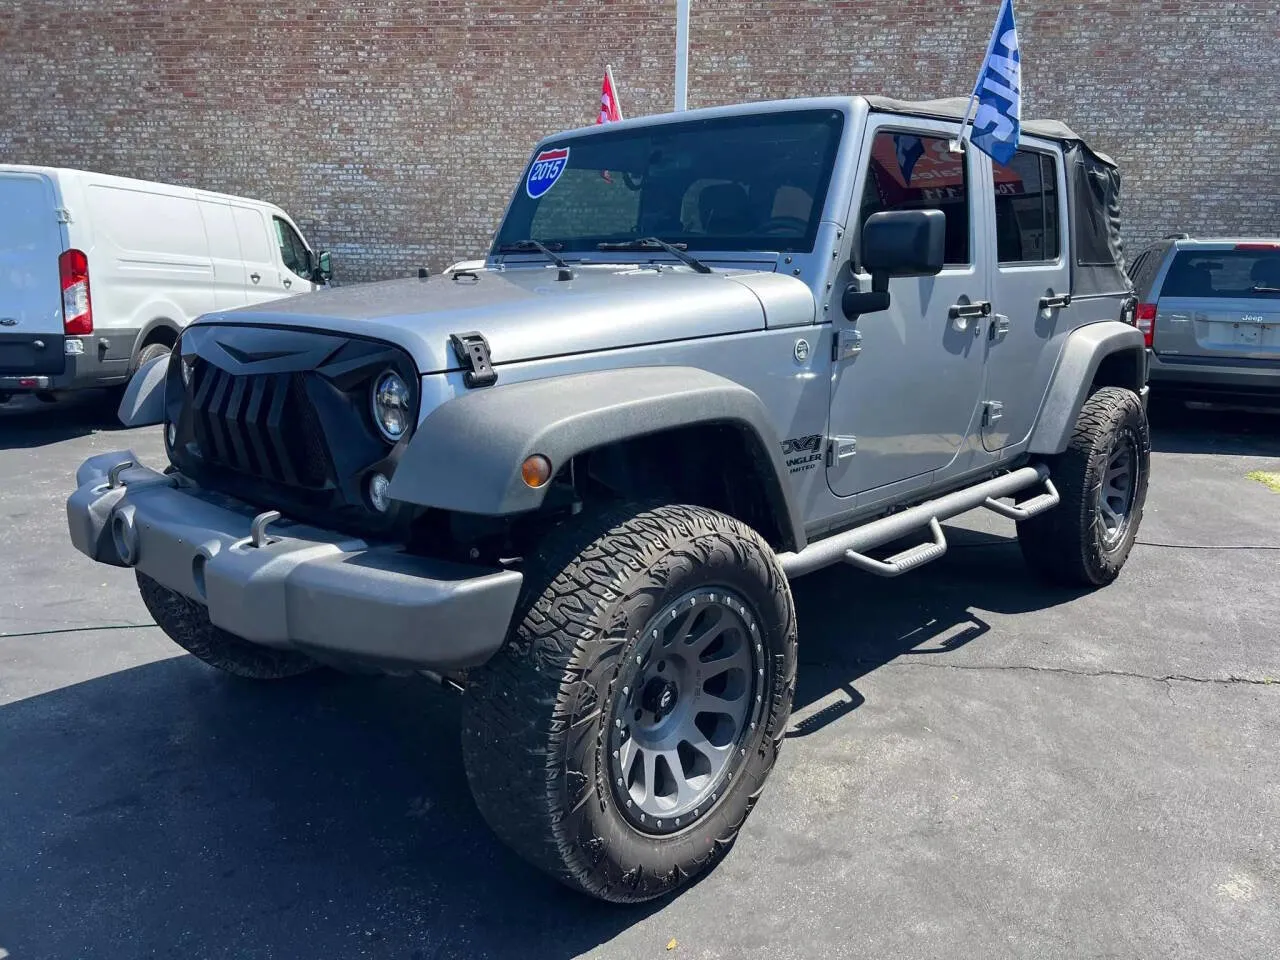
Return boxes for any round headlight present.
[371,371,411,442]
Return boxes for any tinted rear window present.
[1161,249,1280,299]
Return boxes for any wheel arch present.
[132,316,182,365]
[387,366,806,552]
[1027,321,1147,456]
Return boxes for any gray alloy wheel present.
[1098,433,1139,548]
[609,586,765,833]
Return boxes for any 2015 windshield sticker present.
[526,147,569,199]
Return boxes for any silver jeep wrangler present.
[67,96,1149,902]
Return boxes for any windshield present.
[494,109,845,256]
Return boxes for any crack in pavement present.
[803,657,1277,688]
[0,623,159,640]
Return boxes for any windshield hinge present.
[55,207,73,224]
[449,331,498,388]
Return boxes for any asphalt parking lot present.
[1,392,1277,960]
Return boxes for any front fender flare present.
[1028,321,1147,455]
[387,366,805,551]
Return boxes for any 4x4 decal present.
[782,434,824,473]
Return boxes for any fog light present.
[166,421,177,448]
[368,472,391,512]
[521,454,552,488]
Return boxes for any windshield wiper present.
[497,239,574,281]
[596,237,712,274]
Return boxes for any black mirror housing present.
[861,209,946,289]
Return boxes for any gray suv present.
[66,96,1149,903]
[1129,236,1280,399]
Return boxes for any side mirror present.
[313,250,333,283]
[843,209,946,319]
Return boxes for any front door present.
[826,119,989,498]
[982,140,1070,451]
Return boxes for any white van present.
[0,165,331,398]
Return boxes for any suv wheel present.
[137,572,321,679]
[1018,386,1150,586]
[461,503,797,903]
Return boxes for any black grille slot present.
[190,362,331,489]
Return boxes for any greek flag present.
[967,0,1022,165]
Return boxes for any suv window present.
[1127,242,1172,301]
[858,131,970,265]
[273,217,311,278]
[497,109,845,254]
[1161,249,1280,299]
[994,150,1060,263]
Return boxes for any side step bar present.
[778,464,1052,579]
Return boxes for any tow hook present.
[249,510,282,548]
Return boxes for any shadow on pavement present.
[0,529,1080,959]
[0,390,126,450]
[1146,395,1279,456]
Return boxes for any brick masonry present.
[1,0,1276,283]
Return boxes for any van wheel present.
[134,342,171,374]
[461,503,797,903]
[1018,386,1150,586]
[137,572,320,679]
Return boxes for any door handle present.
[948,301,992,320]
[250,273,261,284]
[1039,293,1071,310]
[283,278,292,289]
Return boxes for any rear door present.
[981,141,1070,451]
[1153,244,1280,362]
[0,170,66,375]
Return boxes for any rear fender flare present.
[1028,321,1147,455]
[387,366,806,551]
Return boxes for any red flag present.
[598,66,623,124]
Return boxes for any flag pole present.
[675,0,689,111]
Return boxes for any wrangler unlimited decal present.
[782,434,824,473]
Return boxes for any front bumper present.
[66,451,523,671]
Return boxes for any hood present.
[196,265,813,374]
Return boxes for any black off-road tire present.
[1018,386,1150,586]
[134,341,171,372]
[137,571,321,679]
[461,503,797,903]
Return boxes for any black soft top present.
[863,96,1131,298]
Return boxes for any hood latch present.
[449,331,498,388]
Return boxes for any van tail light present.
[1134,303,1156,348]
[59,248,93,335]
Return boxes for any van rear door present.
[1154,245,1280,362]
[0,170,67,375]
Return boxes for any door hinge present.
[833,329,863,361]
[55,207,73,224]
[982,401,1004,427]
[448,331,498,388]
[826,436,857,466]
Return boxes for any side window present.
[273,217,311,277]
[994,150,1061,263]
[858,131,970,265]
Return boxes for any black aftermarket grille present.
[189,363,331,489]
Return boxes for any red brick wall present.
[2,1,1275,282]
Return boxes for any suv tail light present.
[1235,242,1280,251]
[1134,303,1156,348]
[59,248,93,335]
